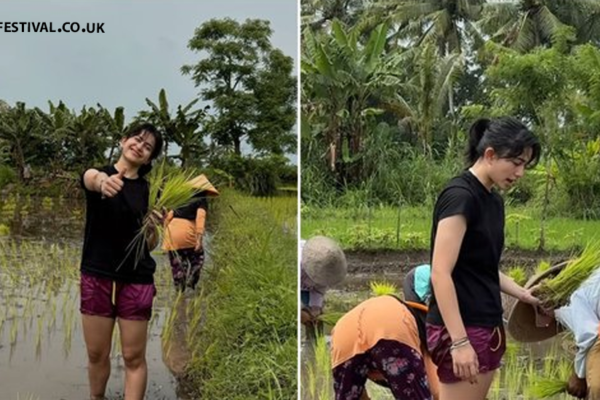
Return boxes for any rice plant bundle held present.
[123,162,209,268]
[535,241,600,309]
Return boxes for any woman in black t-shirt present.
[80,123,163,400]
[426,117,541,400]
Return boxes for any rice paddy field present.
[300,250,583,400]
[0,191,297,400]
[301,205,600,251]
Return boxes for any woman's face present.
[121,131,156,166]
[488,147,533,190]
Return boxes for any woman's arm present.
[431,215,468,341]
[83,169,108,193]
[499,272,539,305]
[83,168,125,198]
[431,215,479,382]
[195,208,206,251]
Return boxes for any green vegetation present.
[301,0,600,250]
[184,192,297,399]
[302,204,600,251]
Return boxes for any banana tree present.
[139,89,208,167]
[0,102,42,181]
[302,20,412,185]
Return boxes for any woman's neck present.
[114,159,139,179]
[468,162,493,192]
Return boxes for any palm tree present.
[301,0,365,31]
[368,0,485,55]
[399,42,465,153]
[480,0,600,52]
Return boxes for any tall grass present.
[185,191,297,399]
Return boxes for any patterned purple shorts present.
[80,273,156,321]
[426,324,506,383]
[168,248,204,290]
[333,339,433,400]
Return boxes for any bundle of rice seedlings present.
[316,311,345,326]
[536,241,600,309]
[369,280,397,296]
[120,161,205,269]
[528,378,568,398]
[507,266,527,286]
[535,260,551,275]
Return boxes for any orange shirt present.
[331,296,439,398]
[162,209,206,251]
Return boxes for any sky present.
[0,0,299,160]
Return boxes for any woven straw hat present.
[506,262,568,342]
[187,174,219,196]
[302,236,347,287]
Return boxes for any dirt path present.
[344,248,574,275]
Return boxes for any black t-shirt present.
[172,193,208,221]
[80,165,156,284]
[427,170,505,327]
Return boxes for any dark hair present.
[465,117,541,168]
[124,122,164,177]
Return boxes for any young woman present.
[426,117,542,400]
[80,123,163,400]
[331,295,439,400]
[162,174,219,292]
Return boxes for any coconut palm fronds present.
[536,241,600,309]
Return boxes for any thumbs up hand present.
[100,167,127,198]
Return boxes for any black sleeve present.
[198,197,208,211]
[435,186,475,224]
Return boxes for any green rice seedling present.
[528,378,568,398]
[304,334,333,400]
[535,260,551,275]
[369,280,397,296]
[120,160,203,269]
[536,241,600,308]
[316,311,345,327]
[507,266,527,286]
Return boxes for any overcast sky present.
[0,0,298,159]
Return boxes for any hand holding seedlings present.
[567,372,587,399]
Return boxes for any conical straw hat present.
[302,236,347,287]
[507,262,568,342]
[188,174,219,196]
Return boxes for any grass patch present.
[185,191,297,399]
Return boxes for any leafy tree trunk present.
[13,141,25,182]
[234,136,241,156]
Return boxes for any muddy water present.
[0,195,193,400]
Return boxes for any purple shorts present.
[80,273,156,321]
[426,323,506,383]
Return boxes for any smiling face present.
[486,147,533,190]
[120,130,157,166]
